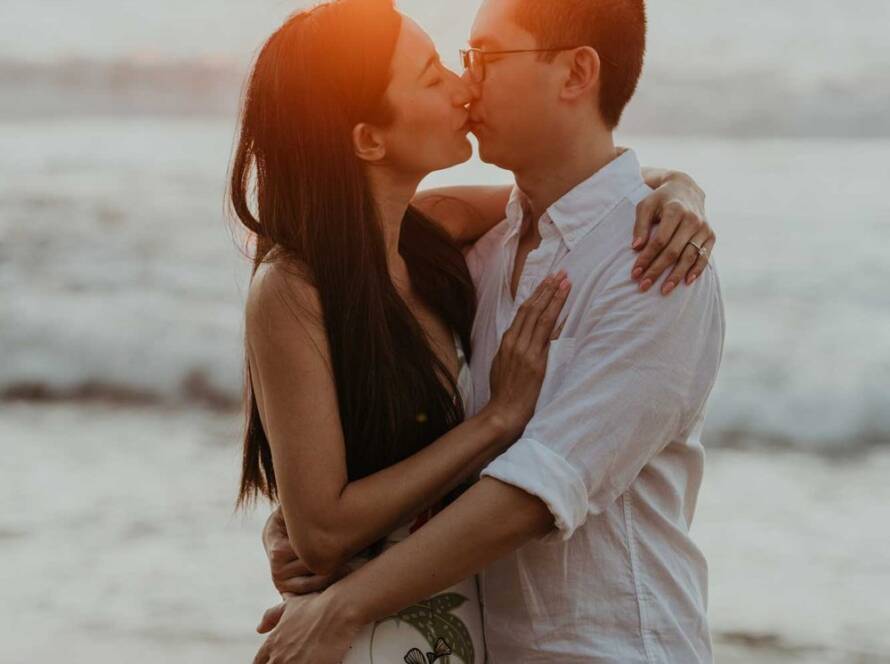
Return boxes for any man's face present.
[466,0,566,171]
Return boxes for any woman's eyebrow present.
[417,53,440,79]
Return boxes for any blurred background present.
[2,1,888,662]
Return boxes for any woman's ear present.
[352,122,387,163]
[561,46,601,102]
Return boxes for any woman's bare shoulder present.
[246,258,323,341]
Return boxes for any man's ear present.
[561,46,601,101]
[352,122,387,163]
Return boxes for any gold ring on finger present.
[687,240,703,252]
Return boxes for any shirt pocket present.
[537,336,577,408]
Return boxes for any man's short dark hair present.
[513,0,646,128]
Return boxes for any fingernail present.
[559,278,570,290]
[640,279,652,292]
[632,237,644,250]
[688,273,698,285]
[632,267,643,280]
[663,281,675,295]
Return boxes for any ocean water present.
[1,0,888,136]
[2,116,888,453]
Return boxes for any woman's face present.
[372,17,474,177]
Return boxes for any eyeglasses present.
[459,46,613,83]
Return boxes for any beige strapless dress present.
[341,332,484,664]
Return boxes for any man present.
[255,0,724,661]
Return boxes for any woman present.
[231,1,713,662]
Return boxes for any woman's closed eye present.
[426,61,445,87]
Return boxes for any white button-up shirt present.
[463,150,725,663]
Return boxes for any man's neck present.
[513,130,619,231]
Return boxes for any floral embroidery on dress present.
[404,637,453,663]
[369,592,475,664]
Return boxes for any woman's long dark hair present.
[231,0,476,508]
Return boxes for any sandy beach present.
[3,403,888,663]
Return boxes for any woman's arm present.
[415,170,714,296]
[412,186,511,247]
[412,169,700,248]
[246,264,566,577]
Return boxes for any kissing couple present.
[231,0,725,662]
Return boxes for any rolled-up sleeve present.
[480,263,725,542]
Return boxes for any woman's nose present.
[450,71,477,106]
[460,68,481,98]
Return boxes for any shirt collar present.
[502,149,644,250]
[503,186,529,242]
